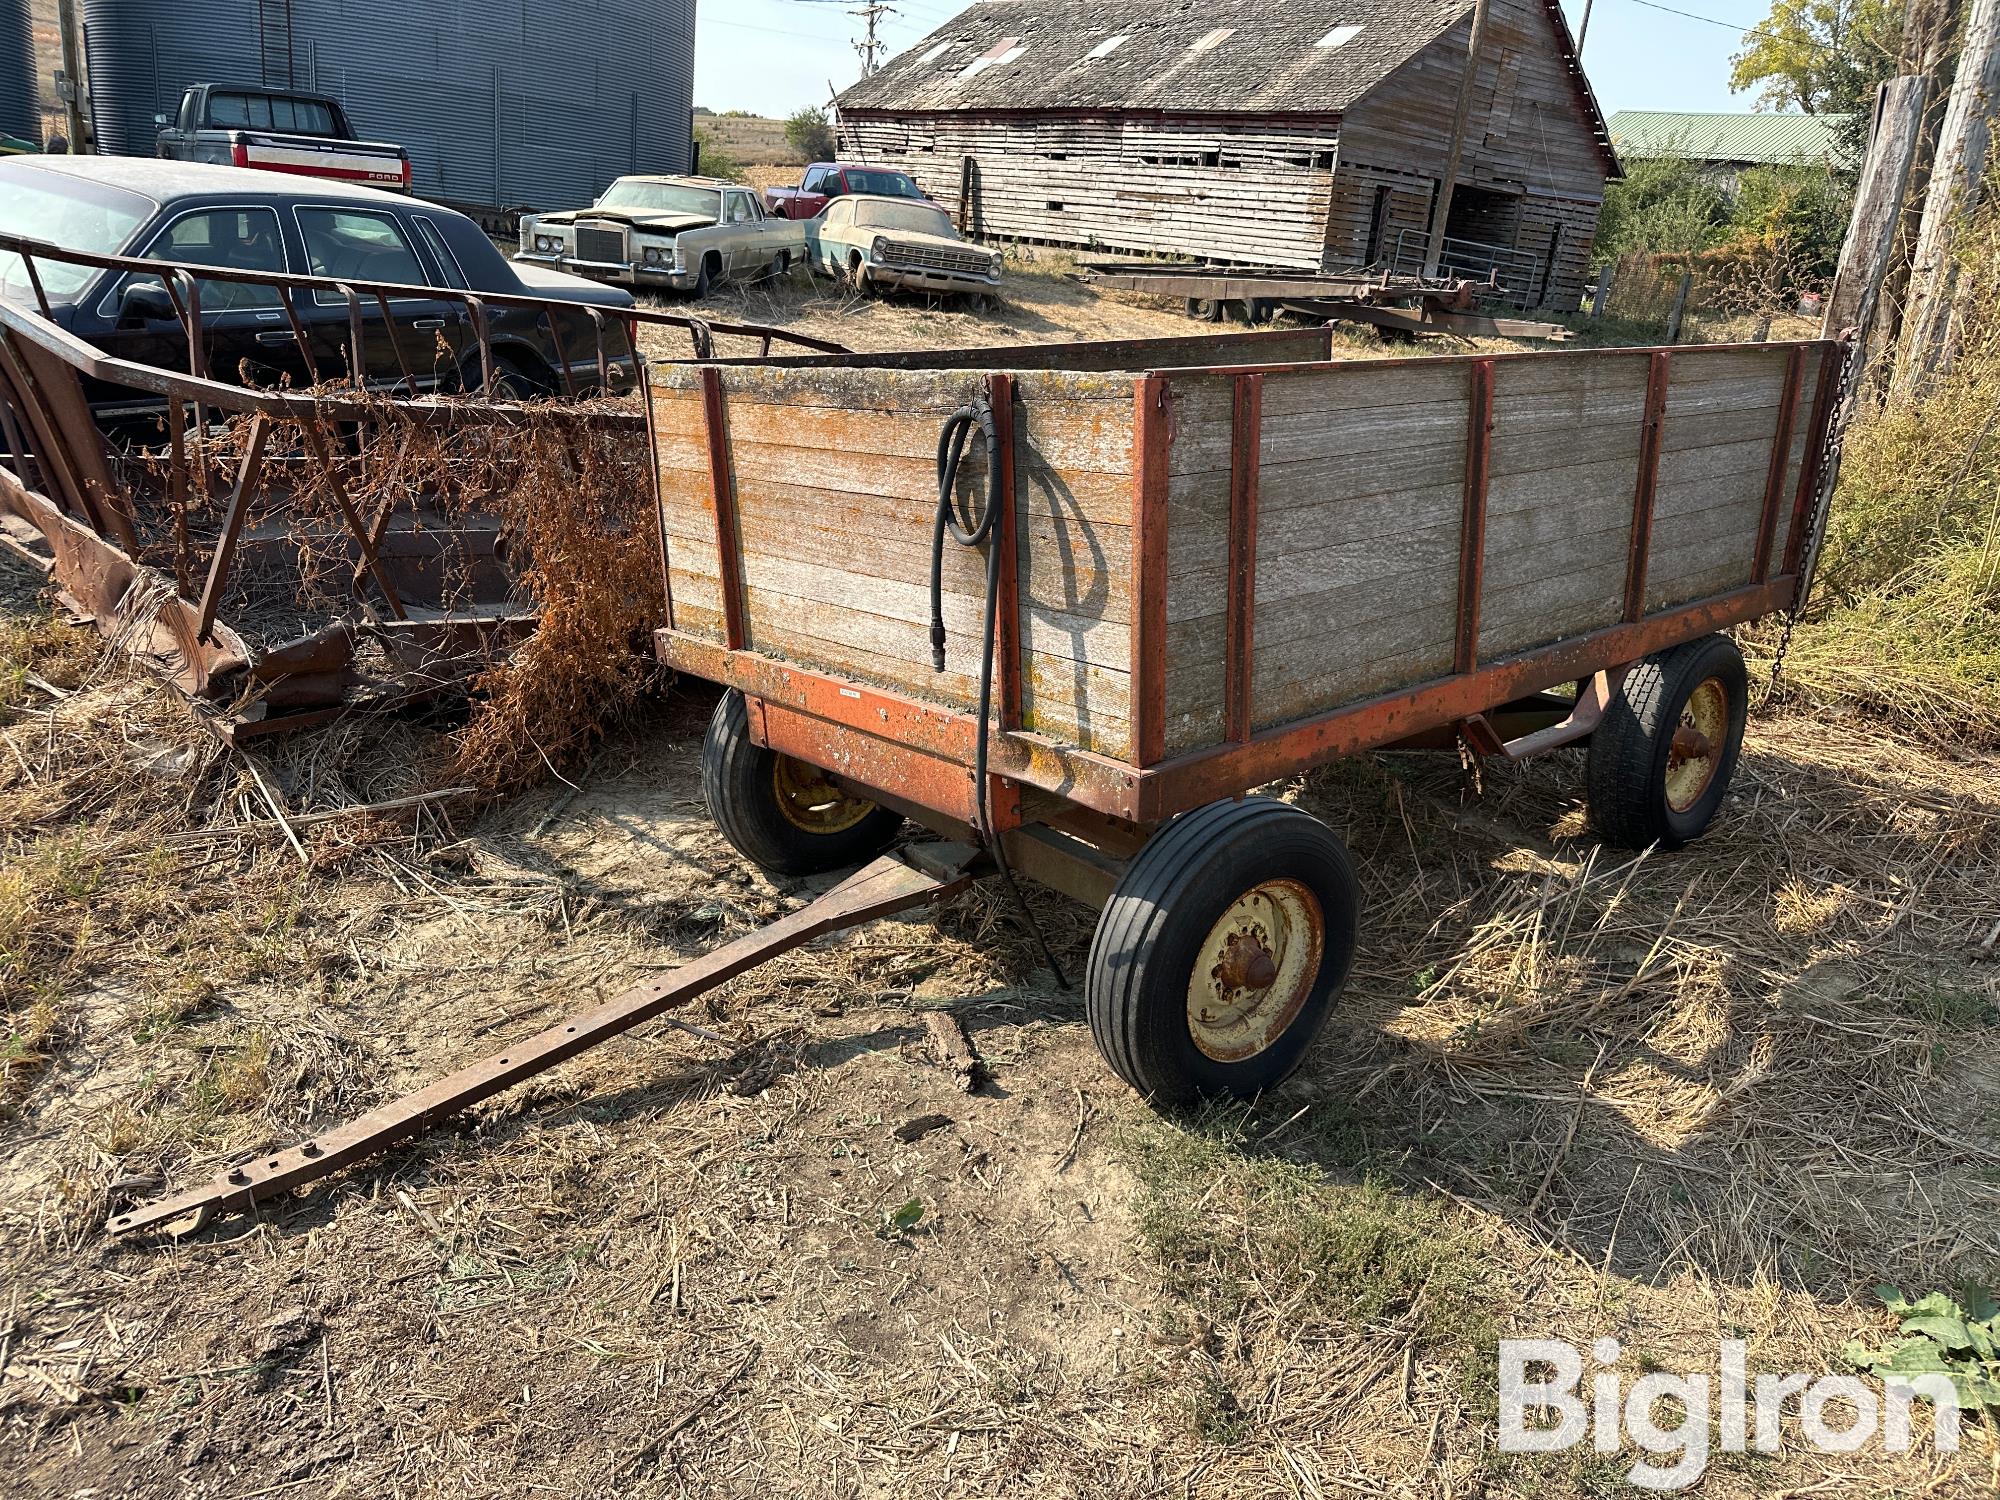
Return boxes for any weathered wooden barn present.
[835,0,1619,309]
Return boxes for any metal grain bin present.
[81,0,694,209]
[0,0,37,145]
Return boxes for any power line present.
[1611,0,1848,56]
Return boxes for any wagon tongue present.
[106,844,983,1239]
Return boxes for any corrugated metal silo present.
[80,0,694,210]
[0,0,38,144]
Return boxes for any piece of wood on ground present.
[923,1011,988,1092]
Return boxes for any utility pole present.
[1424,0,1493,279]
[1894,0,2000,397]
[54,0,90,151]
[851,2,898,78]
[1824,76,1929,351]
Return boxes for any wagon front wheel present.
[1087,799,1359,1106]
[701,691,904,877]
[1586,633,1749,849]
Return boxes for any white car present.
[515,175,804,297]
[806,195,1002,298]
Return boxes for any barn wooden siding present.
[1332,0,1609,307]
[842,114,1343,271]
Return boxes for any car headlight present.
[643,246,665,264]
[988,254,1003,275]
[871,235,889,260]
[534,233,561,253]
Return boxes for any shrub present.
[784,107,836,164]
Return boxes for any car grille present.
[881,241,991,277]
[575,223,629,264]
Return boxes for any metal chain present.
[1768,336,1863,690]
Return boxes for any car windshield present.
[844,170,921,198]
[594,181,720,217]
[0,175,150,302]
[854,201,956,237]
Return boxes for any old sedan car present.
[0,154,638,430]
[516,176,804,297]
[806,195,1002,298]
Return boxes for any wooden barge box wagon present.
[651,326,1845,1104]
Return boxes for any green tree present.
[1729,0,1902,118]
[1596,154,1731,261]
[692,127,744,183]
[785,107,837,162]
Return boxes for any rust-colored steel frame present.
[656,335,1837,830]
[111,846,979,1237]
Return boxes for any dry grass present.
[0,528,1995,1495]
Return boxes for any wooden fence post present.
[1826,76,1931,354]
[1894,0,2000,397]
[1590,262,1614,317]
[1664,270,1693,345]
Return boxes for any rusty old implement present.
[0,233,843,739]
[110,844,980,1238]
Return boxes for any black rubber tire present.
[1086,798,1359,1107]
[701,691,904,877]
[1187,297,1224,323]
[693,254,718,298]
[1586,634,1750,850]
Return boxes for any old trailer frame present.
[653,337,1843,841]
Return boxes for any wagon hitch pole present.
[108,845,982,1240]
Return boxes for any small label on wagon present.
[839,688,861,699]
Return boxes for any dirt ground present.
[2,283,1998,1498]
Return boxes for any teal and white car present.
[806,194,1002,298]
[515,175,804,297]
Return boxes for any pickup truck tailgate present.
[232,133,408,190]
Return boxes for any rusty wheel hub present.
[1186,879,1326,1063]
[772,755,877,836]
[1664,676,1729,813]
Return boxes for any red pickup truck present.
[763,162,933,220]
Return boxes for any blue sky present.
[693,0,1780,121]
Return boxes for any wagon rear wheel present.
[1586,634,1749,849]
[1086,799,1359,1106]
[702,691,904,877]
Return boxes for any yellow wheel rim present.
[1664,676,1729,814]
[772,756,877,836]
[1186,879,1326,1063]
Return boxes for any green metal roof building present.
[1607,110,1855,170]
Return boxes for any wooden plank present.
[991,373,1023,733]
[1753,345,1806,581]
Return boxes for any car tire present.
[693,254,719,298]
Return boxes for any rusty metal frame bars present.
[194,412,271,641]
[1623,351,1671,623]
[1224,373,1262,744]
[700,367,748,650]
[1137,335,1838,383]
[1752,343,1808,582]
[656,575,1794,828]
[1131,375,1172,767]
[0,232,850,363]
[1454,358,1495,674]
[109,846,981,1237]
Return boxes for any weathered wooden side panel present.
[1480,352,1651,658]
[1646,344,1827,611]
[842,115,1342,270]
[654,363,1140,758]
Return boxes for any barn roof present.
[836,0,1480,116]
[1609,110,1856,168]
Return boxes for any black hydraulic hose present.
[931,402,1070,991]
